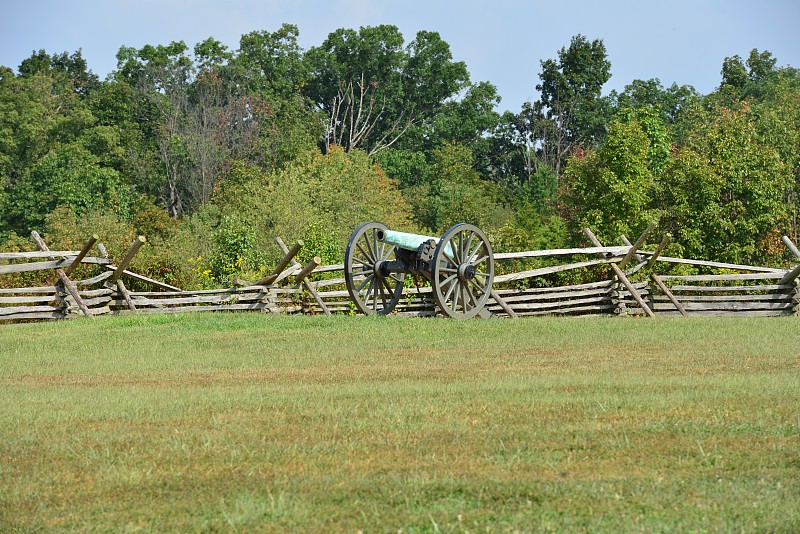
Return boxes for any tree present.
[193,37,233,72]
[559,119,654,243]
[198,146,414,276]
[373,147,431,189]
[417,81,503,175]
[379,81,503,189]
[109,36,319,218]
[737,67,800,247]
[719,48,780,100]
[6,144,131,232]
[721,55,749,90]
[657,101,789,264]
[407,142,512,233]
[609,78,699,124]
[228,24,307,100]
[525,35,612,178]
[304,26,469,155]
[18,49,99,98]
[614,106,671,174]
[747,49,778,84]
[0,61,132,234]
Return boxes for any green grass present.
[1,313,798,532]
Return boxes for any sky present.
[2,0,799,113]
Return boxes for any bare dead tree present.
[324,73,415,156]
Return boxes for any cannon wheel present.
[432,223,495,319]
[344,222,405,316]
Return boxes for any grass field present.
[1,313,798,532]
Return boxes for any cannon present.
[344,222,495,319]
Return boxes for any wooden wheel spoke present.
[353,256,372,268]
[463,233,474,263]
[443,279,457,303]
[461,284,470,311]
[368,230,380,261]
[441,272,458,285]
[357,243,374,263]
[351,274,368,285]
[472,254,489,267]
[378,280,388,307]
[469,277,487,297]
[380,242,396,262]
[467,241,484,263]
[442,251,458,266]
[450,281,460,311]
[465,280,479,305]
[367,276,373,301]
[357,273,374,293]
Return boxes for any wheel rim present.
[344,222,405,315]
[432,224,494,319]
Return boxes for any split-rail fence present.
[2,228,799,323]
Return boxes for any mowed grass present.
[0,314,798,532]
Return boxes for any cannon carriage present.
[344,222,495,319]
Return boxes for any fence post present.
[63,234,98,277]
[111,236,146,283]
[256,240,304,286]
[294,256,321,284]
[275,237,331,316]
[30,231,93,318]
[619,223,653,269]
[584,228,655,318]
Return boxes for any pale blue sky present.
[2,0,798,112]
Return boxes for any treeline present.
[1,24,798,288]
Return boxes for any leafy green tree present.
[416,81,503,176]
[198,146,414,276]
[721,55,749,90]
[0,67,80,179]
[18,49,99,97]
[483,111,540,189]
[113,41,207,216]
[747,49,778,84]
[0,61,135,234]
[110,33,322,217]
[193,37,233,72]
[409,142,512,233]
[749,73,800,245]
[614,106,671,174]
[609,78,699,125]
[520,35,611,178]
[377,81,503,190]
[560,119,654,243]
[373,148,431,189]
[7,144,131,232]
[719,48,782,100]
[514,166,559,213]
[657,101,789,264]
[229,24,307,100]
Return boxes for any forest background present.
[1,24,799,289]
